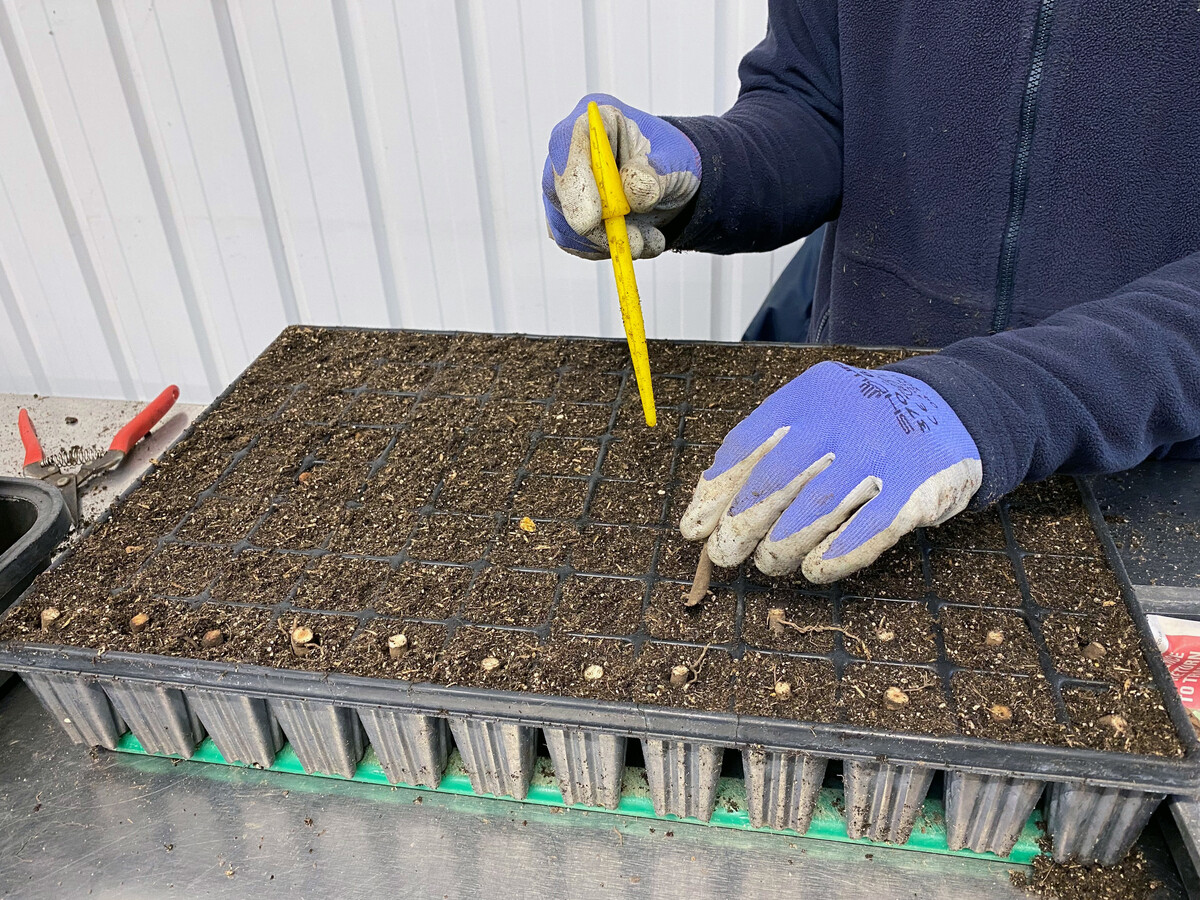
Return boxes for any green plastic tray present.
[113,732,1043,864]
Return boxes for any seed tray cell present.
[2,327,1196,865]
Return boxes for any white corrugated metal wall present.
[0,0,799,403]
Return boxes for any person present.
[540,0,1200,584]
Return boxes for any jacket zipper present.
[991,0,1057,334]
[815,306,831,342]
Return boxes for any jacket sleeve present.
[886,250,1200,505]
[662,0,843,254]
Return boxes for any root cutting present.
[683,546,712,607]
[768,608,871,660]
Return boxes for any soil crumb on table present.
[1010,846,1160,900]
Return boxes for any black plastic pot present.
[0,477,69,686]
[0,477,69,611]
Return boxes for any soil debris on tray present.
[952,672,1064,744]
[940,607,1041,673]
[0,327,1176,758]
[553,576,645,637]
[741,593,835,654]
[733,652,837,719]
[929,549,1023,607]
[1062,685,1183,757]
[841,663,954,735]
[433,626,541,690]
[1010,845,1160,900]
[535,637,635,701]
[838,598,937,662]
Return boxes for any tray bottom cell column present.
[357,707,450,788]
[742,746,828,833]
[843,759,935,844]
[944,770,1044,857]
[23,671,126,749]
[449,717,538,800]
[641,738,723,822]
[188,689,284,768]
[1047,781,1164,864]
[103,680,205,758]
[543,727,626,809]
[270,698,365,778]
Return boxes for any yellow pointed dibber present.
[586,101,656,427]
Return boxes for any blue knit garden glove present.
[542,93,701,260]
[680,362,983,583]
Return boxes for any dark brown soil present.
[1023,555,1124,612]
[655,530,736,582]
[841,663,954,735]
[1008,476,1105,557]
[512,475,590,521]
[952,672,1064,744]
[553,576,645,636]
[1063,685,1183,757]
[588,480,669,526]
[840,539,926,600]
[733,652,837,719]
[534,637,636,701]
[433,626,541,690]
[644,582,737,644]
[1010,846,1160,900]
[490,518,575,569]
[1042,611,1153,683]
[925,507,1008,551]
[291,555,391,611]
[570,525,658,575]
[371,563,471,619]
[940,607,1041,673]
[629,642,735,712]
[741,592,835,654]
[336,620,446,681]
[3,328,1171,756]
[839,598,938,662]
[458,567,558,627]
[528,438,601,477]
[130,544,229,597]
[407,515,495,564]
[929,550,1023,607]
[602,435,676,481]
[209,551,308,606]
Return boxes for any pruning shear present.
[18,385,180,525]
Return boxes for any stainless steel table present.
[0,395,1192,898]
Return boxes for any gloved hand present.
[680,362,983,583]
[542,93,701,260]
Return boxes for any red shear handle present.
[110,385,180,456]
[17,408,44,468]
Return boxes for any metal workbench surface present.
[0,394,1194,898]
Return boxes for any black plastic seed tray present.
[1,327,1195,866]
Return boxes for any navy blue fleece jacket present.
[664,0,1200,504]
